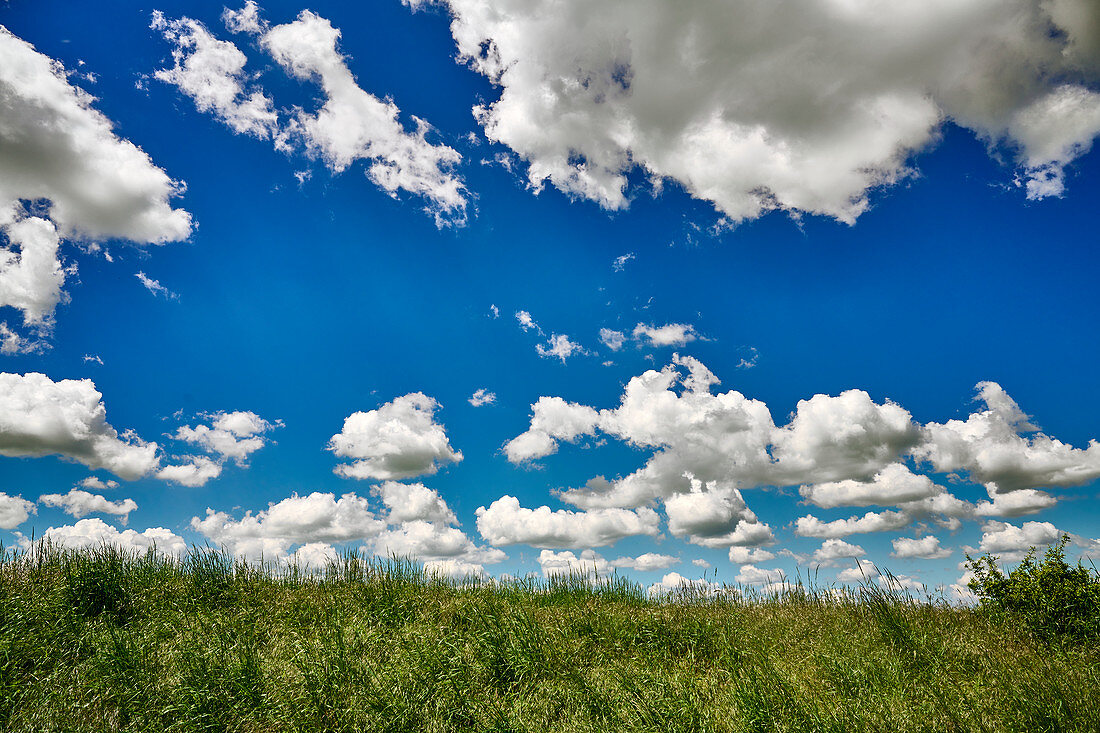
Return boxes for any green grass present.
[1,542,1098,732]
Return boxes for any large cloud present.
[503,361,1097,554]
[191,491,386,559]
[0,372,159,480]
[191,485,502,567]
[410,0,1100,222]
[154,6,466,225]
[0,26,191,335]
[329,393,462,481]
[509,355,918,511]
[0,27,191,243]
[475,495,659,548]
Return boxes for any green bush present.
[966,535,1100,642]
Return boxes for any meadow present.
[1,542,1097,733]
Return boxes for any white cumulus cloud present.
[174,410,280,465]
[155,455,222,487]
[372,481,457,525]
[598,328,625,351]
[913,381,1100,494]
[891,535,952,560]
[154,6,466,225]
[0,26,190,340]
[151,12,279,137]
[794,510,912,539]
[191,490,386,560]
[609,552,678,572]
[536,333,585,363]
[0,372,159,480]
[39,489,137,524]
[329,393,462,481]
[411,0,1100,221]
[475,495,659,548]
[537,549,611,579]
[811,538,867,567]
[0,491,35,529]
[468,388,496,407]
[632,323,699,348]
[39,517,186,556]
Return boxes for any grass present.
[1,542,1098,732]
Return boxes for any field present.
[1,543,1097,732]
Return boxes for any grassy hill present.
[1,543,1097,732]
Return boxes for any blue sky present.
[2,0,1099,597]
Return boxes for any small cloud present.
[736,347,759,369]
[469,388,496,407]
[633,322,699,348]
[515,309,541,334]
[612,252,635,272]
[599,328,625,351]
[82,354,103,365]
[537,334,586,363]
[489,304,500,319]
[135,272,178,300]
[78,476,119,491]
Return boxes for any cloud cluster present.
[0,372,277,488]
[513,310,587,363]
[496,354,924,548]
[192,483,503,572]
[157,410,279,487]
[534,548,679,577]
[37,517,187,556]
[151,11,278,137]
[536,548,611,579]
[174,410,280,464]
[499,357,1100,557]
[0,26,190,342]
[329,393,462,481]
[647,572,726,598]
[413,0,1100,221]
[153,5,466,225]
[510,355,917,510]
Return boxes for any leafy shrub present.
[966,535,1100,642]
